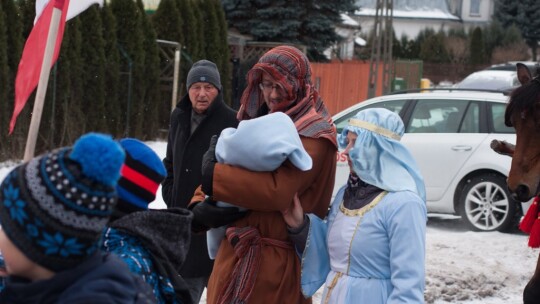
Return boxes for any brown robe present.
[192,137,336,304]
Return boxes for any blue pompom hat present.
[0,133,125,272]
[337,108,426,201]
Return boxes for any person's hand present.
[190,198,248,232]
[282,193,305,229]
[201,135,218,195]
[490,139,515,157]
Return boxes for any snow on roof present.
[354,0,459,21]
[355,8,459,20]
[341,13,360,27]
[355,37,367,46]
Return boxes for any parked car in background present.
[332,89,531,232]
[484,61,539,73]
[454,70,518,91]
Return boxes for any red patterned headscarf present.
[237,46,337,147]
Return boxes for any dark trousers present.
[184,276,209,304]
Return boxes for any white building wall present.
[357,17,462,39]
[353,0,496,40]
[459,0,494,26]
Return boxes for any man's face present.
[188,82,219,114]
[259,73,293,113]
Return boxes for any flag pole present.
[23,4,63,161]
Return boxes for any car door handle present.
[451,145,472,151]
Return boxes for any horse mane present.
[505,78,540,127]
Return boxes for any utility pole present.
[367,0,394,98]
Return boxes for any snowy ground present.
[1,140,537,303]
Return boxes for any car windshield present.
[456,71,518,90]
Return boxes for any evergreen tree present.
[0,1,10,152]
[9,0,33,158]
[79,6,107,133]
[152,0,185,112]
[223,0,358,60]
[394,35,410,59]
[212,0,231,105]
[154,0,192,101]
[494,0,519,28]
[412,28,437,61]
[247,1,301,42]
[448,27,467,39]
[199,0,232,102]
[189,0,206,61]
[17,0,34,38]
[500,24,524,46]
[173,0,186,46]
[136,0,161,139]
[299,0,357,61]
[110,0,145,138]
[179,0,199,61]
[222,0,265,37]
[54,19,84,146]
[482,20,505,63]
[3,0,23,74]
[494,0,540,60]
[101,3,122,137]
[516,0,540,60]
[152,0,182,43]
[469,27,485,65]
[200,0,222,64]
[1,0,23,157]
[419,30,448,63]
[388,30,400,60]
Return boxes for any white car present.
[332,90,530,232]
[455,70,519,91]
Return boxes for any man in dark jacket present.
[162,60,239,303]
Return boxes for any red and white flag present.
[35,0,104,23]
[9,0,103,134]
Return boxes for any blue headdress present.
[337,108,426,201]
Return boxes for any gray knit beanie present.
[186,60,222,91]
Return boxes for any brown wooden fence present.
[311,60,486,115]
[311,60,379,115]
[311,60,425,115]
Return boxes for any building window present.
[470,0,480,16]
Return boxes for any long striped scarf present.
[237,46,337,147]
[217,226,293,304]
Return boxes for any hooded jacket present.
[103,208,193,304]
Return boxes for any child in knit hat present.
[203,112,312,259]
[102,138,193,304]
[0,133,155,303]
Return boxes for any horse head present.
[505,63,540,201]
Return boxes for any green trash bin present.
[391,77,406,92]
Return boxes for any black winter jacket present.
[0,252,155,304]
[105,208,193,304]
[162,92,238,278]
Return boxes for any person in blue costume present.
[282,108,427,304]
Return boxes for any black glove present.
[201,135,218,195]
[190,198,248,233]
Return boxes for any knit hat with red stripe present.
[115,138,166,218]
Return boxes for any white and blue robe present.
[300,185,427,304]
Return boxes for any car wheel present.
[458,173,518,232]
